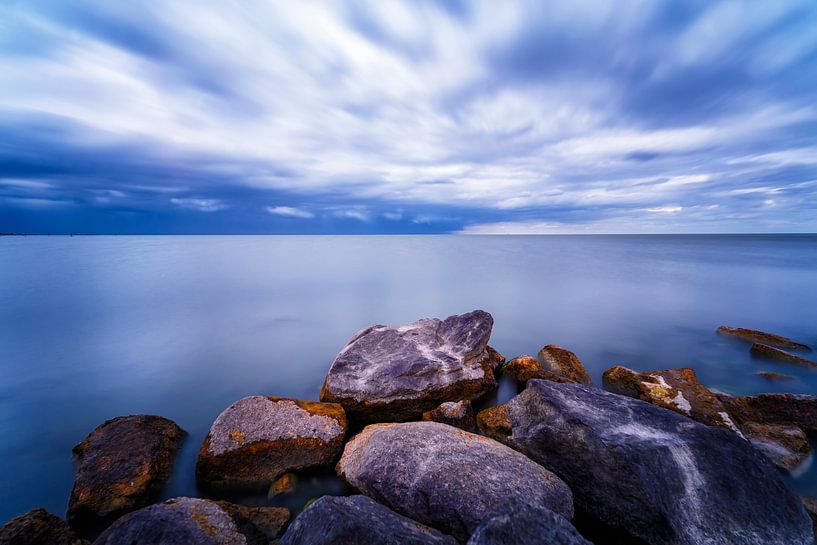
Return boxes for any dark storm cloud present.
[1,0,816,234]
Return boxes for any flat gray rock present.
[337,421,573,542]
[320,310,501,421]
[197,396,347,491]
[279,495,457,545]
[467,505,591,545]
[502,380,814,545]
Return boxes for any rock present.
[499,380,813,545]
[422,400,475,431]
[466,505,591,545]
[757,371,795,381]
[93,497,287,545]
[751,343,817,367]
[602,366,741,432]
[336,421,573,542]
[475,405,512,444]
[537,345,591,384]
[503,355,576,385]
[801,496,817,538]
[742,422,811,472]
[197,396,346,491]
[279,495,458,545]
[485,346,506,365]
[67,415,185,525]
[717,326,811,351]
[320,310,502,422]
[0,508,88,545]
[716,392,817,434]
[268,473,297,498]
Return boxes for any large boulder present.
[279,495,457,545]
[751,343,817,367]
[742,422,811,472]
[537,345,591,384]
[0,509,88,545]
[602,366,741,432]
[466,505,590,545]
[336,421,573,541]
[717,326,811,351]
[499,380,813,545]
[503,355,577,386]
[197,396,346,491]
[67,415,185,525]
[422,400,475,431]
[716,392,817,434]
[320,310,502,422]
[93,497,288,545]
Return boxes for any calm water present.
[2,234,817,525]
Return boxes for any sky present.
[1,0,816,234]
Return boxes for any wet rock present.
[757,371,795,381]
[0,508,88,545]
[67,415,185,525]
[503,355,576,385]
[279,495,457,545]
[537,345,591,384]
[801,496,817,538]
[268,473,297,498]
[336,421,573,542]
[716,392,817,434]
[320,310,502,422]
[466,505,591,545]
[742,422,811,472]
[717,326,811,351]
[602,366,741,432]
[197,396,346,491]
[93,497,287,545]
[751,343,817,367]
[475,404,512,444]
[500,380,813,545]
[422,400,475,431]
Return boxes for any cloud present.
[265,205,315,218]
[1,0,817,233]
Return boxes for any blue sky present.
[1,0,816,234]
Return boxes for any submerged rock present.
[742,421,811,472]
[500,380,813,545]
[67,415,185,525]
[537,345,591,384]
[336,421,573,541]
[268,473,297,498]
[279,495,457,545]
[717,326,811,351]
[602,366,741,432]
[422,400,475,431]
[93,497,287,545]
[466,505,591,545]
[716,392,817,434]
[320,310,502,422]
[197,396,346,491]
[503,356,577,386]
[751,343,817,367]
[0,508,88,545]
[756,371,795,381]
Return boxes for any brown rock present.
[537,345,591,384]
[214,501,290,543]
[196,396,347,491]
[742,422,811,472]
[422,400,475,430]
[486,346,506,365]
[268,473,297,498]
[801,496,817,538]
[476,404,512,444]
[67,415,185,526]
[757,371,795,381]
[716,392,817,434]
[602,366,741,432]
[504,356,578,386]
[0,508,88,545]
[717,326,811,351]
[751,343,817,368]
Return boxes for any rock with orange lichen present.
[503,355,577,386]
[0,508,88,545]
[475,404,513,444]
[320,311,502,422]
[537,345,591,384]
[67,415,185,526]
[196,396,346,491]
[422,400,475,430]
[93,497,288,545]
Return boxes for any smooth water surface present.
[2,234,817,523]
